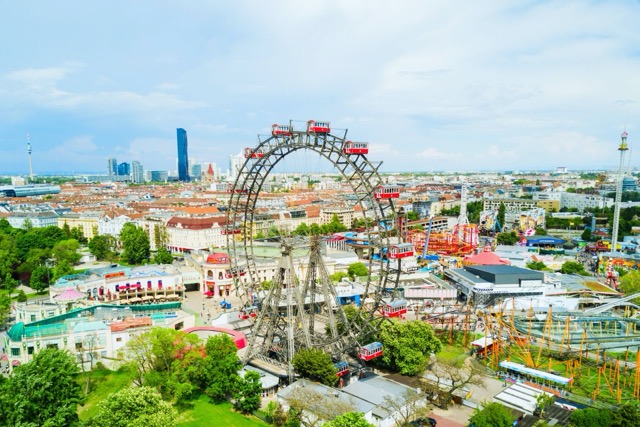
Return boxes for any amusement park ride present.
[407,186,479,257]
[226,120,412,381]
[470,299,640,404]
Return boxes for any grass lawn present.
[438,344,470,362]
[177,394,268,427]
[77,367,136,421]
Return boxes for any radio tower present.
[611,131,629,254]
[26,133,34,179]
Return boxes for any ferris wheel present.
[226,120,410,380]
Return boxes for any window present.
[11,348,20,357]
[27,346,34,355]
[76,342,83,350]
[116,337,122,342]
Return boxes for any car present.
[410,417,437,427]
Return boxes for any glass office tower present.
[177,128,189,181]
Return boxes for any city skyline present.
[1,1,639,175]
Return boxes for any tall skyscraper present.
[117,162,130,176]
[107,158,117,176]
[131,161,144,183]
[177,128,189,181]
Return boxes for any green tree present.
[0,272,18,292]
[330,271,349,283]
[581,228,592,242]
[406,211,420,221]
[347,262,368,280]
[611,403,640,427]
[16,289,27,302]
[0,233,19,282]
[52,259,74,281]
[88,386,177,427]
[153,247,173,264]
[0,348,83,427]
[534,227,547,236]
[560,261,587,275]
[619,270,640,302]
[293,222,310,236]
[52,239,81,265]
[468,200,483,224]
[325,412,374,427]
[426,357,485,409]
[568,407,612,427]
[496,231,519,245]
[440,206,460,216]
[203,334,241,402]
[0,293,11,325]
[468,402,513,427]
[88,235,116,260]
[120,223,150,264]
[497,203,506,230]
[326,214,348,233]
[153,224,168,249]
[233,370,262,414]
[526,261,547,271]
[291,348,337,386]
[267,226,281,238]
[378,319,442,375]
[30,265,52,293]
[535,393,555,418]
[70,226,87,244]
[309,223,322,236]
[121,326,203,396]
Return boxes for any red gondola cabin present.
[382,299,408,318]
[388,243,414,259]
[272,124,293,136]
[334,361,349,377]
[358,342,383,361]
[343,141,369,155]
[221,224,241,235]
[244,147,266,158]
[226,183,248,194]
[374,184,400,199]
[306,120,330,134]
[239,305,258,320]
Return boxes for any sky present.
[1,1,640,175]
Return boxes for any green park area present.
[78,367,267,426]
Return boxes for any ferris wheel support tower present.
[611,131,629,255]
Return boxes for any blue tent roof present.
[525,236,565,245]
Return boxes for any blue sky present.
[1,1,639,175]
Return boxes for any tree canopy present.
[568,407,612,427]
[378,319,442,375]
[560,261,588,275]
[292,348,338,386]
[233,370,262,414]
[325,412,374,427]
[202,334,242,402]
[88,386,177,427]
[0,348,84,427]
[153,247,173,264]
[496,231,519,245]
[468,402,513,427]
[120,223,150,264]
[347,262,369,279]
[88,234,117,261]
